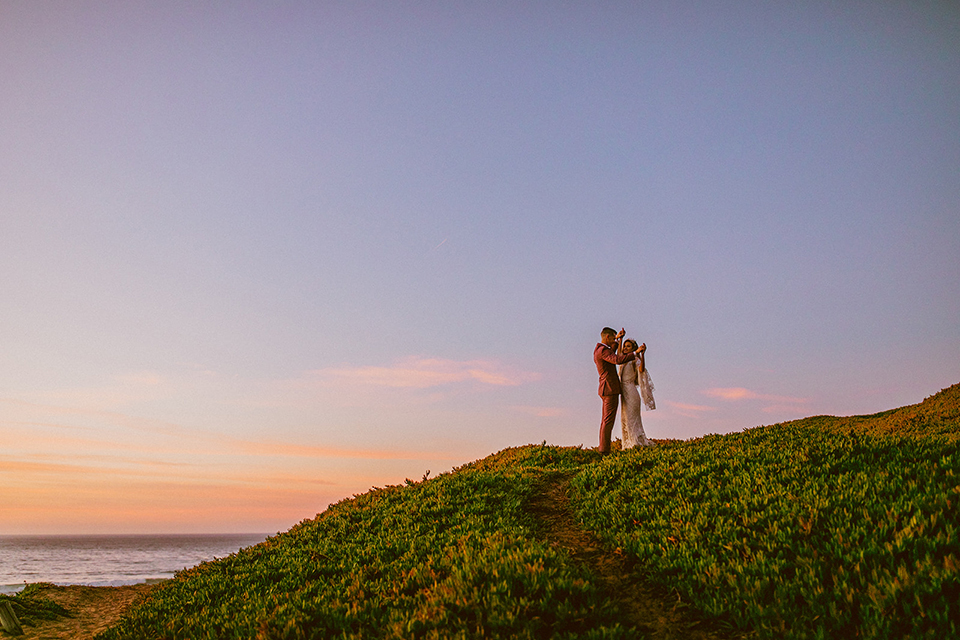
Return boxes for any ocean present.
[0,533,269,594]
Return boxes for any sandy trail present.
[10,583,157,640]
[528,472,735,640]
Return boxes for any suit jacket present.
[594,342,636,396]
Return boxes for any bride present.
[619,339,655,448]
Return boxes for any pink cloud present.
[227,438,456,461]
[512,406,567,418]
[307,357,541,389]
[703,387,808,404]
[703,387,759,400]
[702,387,810,415]
[664,400,718,418]
[668,401,716,412]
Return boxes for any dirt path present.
[528,472,734,640]
[10,583,157,640]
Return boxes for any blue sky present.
[1,1,958,534]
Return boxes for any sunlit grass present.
[573,384,960,638]
[98,448,635,639]
[97,384,960,639]
[0,583,70,629]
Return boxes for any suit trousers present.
[598,393,619,453]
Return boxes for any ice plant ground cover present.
[0,582,70,629]
[98,447,632,640]
[88,384,958,639]
[573,384,960,639]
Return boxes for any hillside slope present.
[96,384,960,640]
[785,382,960,440]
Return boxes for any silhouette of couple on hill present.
[593,327,656,453]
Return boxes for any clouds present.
[0,355,547,533]
[228,438,454,461]
[304,357,542,389]
[653,386,812,435]
[0,389,466,533]
[703,387,809,414]
[1,1,957,535]
[703,387,763,401]
[663,401,716,419]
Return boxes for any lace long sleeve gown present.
[619,359,653,448]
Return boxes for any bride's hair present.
[623,339,638,351]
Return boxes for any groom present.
[594,326,639,453]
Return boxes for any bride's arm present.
[637,344,646,373]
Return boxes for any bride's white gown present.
[619,360,655,448]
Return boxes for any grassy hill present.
[82,383,960,639]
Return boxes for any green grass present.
[98,384,960,639]
[99,446,634,639]
[573,383,960,639]
[0,583,71,630]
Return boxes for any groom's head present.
[600,327,617,346]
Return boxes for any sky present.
[1,1,958,535]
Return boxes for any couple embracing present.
[593,326,656,453]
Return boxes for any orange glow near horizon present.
[0,393,472,535]
[0,450,461,534]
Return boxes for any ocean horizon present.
[0,533,269,594]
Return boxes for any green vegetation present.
[0,582,70,630]
[100,446,633,639]
[573,398,960,638]
[99,384,960,639]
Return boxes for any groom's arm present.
[599,348,636,366]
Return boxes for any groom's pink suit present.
[594,342,638,453]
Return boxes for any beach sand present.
[14,583,158,640]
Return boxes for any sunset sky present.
[2,1,958,534]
